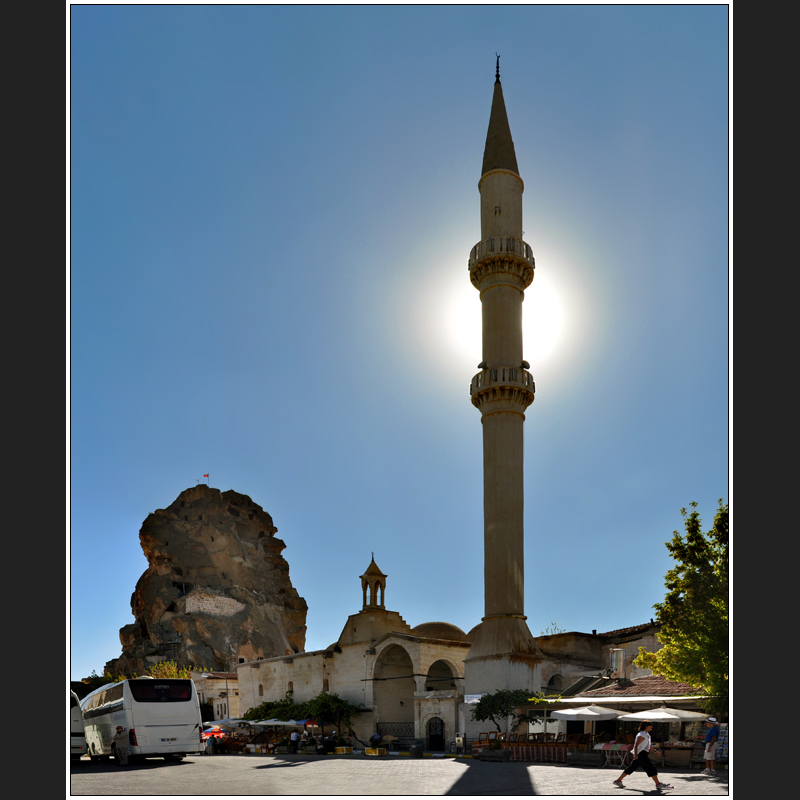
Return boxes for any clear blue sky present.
[69,4,730,680]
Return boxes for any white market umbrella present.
[254,718,303,726]
[618,707,708,722]
[551,705,623,721]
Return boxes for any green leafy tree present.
[635,500,728,716]
[471,689,538,733]
[243,690,363,739]
[242,690,306,722]
[304,691,362,738]
[147,661,195,679]
[81,670,128,689]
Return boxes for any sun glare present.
[444,272,567,370]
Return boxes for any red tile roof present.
[583,675,702,697]
[598,623,658,638]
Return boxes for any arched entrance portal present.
[373,644,415,738]
[427,717,445,751]
[425,660,457,691]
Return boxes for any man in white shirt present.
[612,722,673,791]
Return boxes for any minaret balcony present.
[468,237,534,270]
[470,366,535,413]
[468,237,535,292]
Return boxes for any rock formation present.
[105,485,307,676]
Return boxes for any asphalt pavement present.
[70,753,730,796]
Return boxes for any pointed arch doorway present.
[427,716,445,752]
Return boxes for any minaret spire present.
[482,60,519,177]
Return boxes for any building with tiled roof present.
[582,674,702,699]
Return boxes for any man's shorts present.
[704,743,718,760]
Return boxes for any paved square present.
[70,753,730,796]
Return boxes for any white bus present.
[81,677,204,762]
[70,689,87,760]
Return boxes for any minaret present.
[464,60,542,694]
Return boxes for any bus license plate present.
[161,738,177,742]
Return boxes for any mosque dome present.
[465,623,482,643]
[410,621,468,642]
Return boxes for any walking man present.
[612,721,673,791]
[703,717,720,775]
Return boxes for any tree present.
[146,661,194,679]
[635,500,728,716]
[470,689,537,733]
[242,690,305,723]
[81,670,127,690]
[304,691,362,739]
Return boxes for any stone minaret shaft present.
[467,68,538,662]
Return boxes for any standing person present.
[113,725,130,767]
[290,729,300,754]
[612,721,673,791]
[703,717,720,775]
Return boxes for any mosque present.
[236,555,662,746]
[236,65,665,745]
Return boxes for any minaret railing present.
[470,367,535,397]
[468,237,534,270]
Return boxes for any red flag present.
[203,474,209,478]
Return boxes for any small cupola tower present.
[360,555,387,610]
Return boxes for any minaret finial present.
[495,53,500,82]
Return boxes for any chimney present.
[610,649,627,679]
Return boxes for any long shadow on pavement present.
[445,758,536,795]
[70,758,190,774]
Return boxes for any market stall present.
[617,707,709,768]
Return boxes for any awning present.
[550,705,624,721]
[552,695,709,705]
[618,707,709,721]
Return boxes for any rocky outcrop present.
[105,485,307,676]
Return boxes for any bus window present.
[129,679,192,702]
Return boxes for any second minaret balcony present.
[470,366,536,414]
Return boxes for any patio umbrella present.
[551,705,623,721]
[617,707,708,721]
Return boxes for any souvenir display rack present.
[690,723,728,769]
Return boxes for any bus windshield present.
[128,680,193,703]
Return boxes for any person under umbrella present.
[612,721,673,791]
